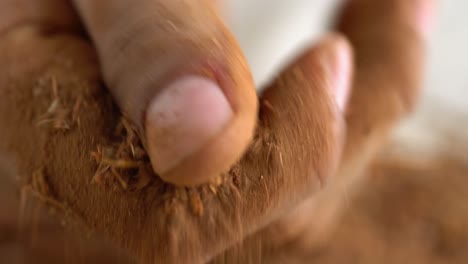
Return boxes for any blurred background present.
[225,0,468,160]
[225,0,466,106]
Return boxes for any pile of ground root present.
[2,150,468,263]
[287,152,468,264]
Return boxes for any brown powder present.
[0,26,339,263]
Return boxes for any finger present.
[257,33,350,192]
[214,34,354,262]
[0,30,349,263]
[204,34,350,262]
[72,0,258,186]
[336,0,434,178]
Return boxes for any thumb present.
[72,0,258,186]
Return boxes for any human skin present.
[0,0,432,263]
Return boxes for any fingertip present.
[415,0,436,39]
[145,76,237,186]
[303,34,354,113]
[145,61,258,186]
[324,34,354,112]
[156,117,255,186]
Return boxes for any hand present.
[0,0,432,263]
